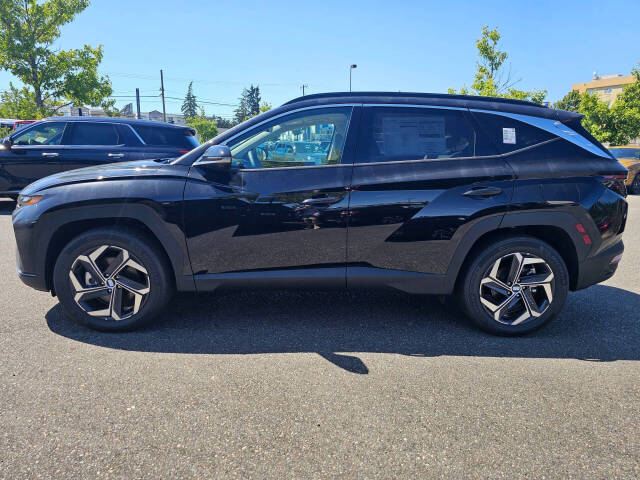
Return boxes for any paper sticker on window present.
[382,116,446,156]
[503,127,516,144]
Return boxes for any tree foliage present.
[449,25,546,104]
[552,90,581,112]
[187,109,218,142]
[0,0,113,118]
[234,85,261,123]
[181,81,198,119]
[578,67,640,145]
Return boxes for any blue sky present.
[1,0,639,119]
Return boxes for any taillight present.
[603,175,627,197]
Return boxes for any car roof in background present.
[40,116,192,129]
[610,145,640,149]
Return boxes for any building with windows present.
[572,73,636,106]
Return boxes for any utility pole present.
[160,69,167,122]
[135,88,141,119]
[301,83,309,96]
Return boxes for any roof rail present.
[283,91,545,108]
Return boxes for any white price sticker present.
[503,127,516,144]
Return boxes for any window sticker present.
[383,116,446,156]
[503,127,516,144]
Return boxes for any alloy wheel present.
[68,245,150,321]
[479,252,554,326]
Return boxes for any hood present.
[21,159,176,195]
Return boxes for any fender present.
[26,202,196,292]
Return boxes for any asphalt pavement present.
[0,197,638,479]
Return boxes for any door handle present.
[302,195,340,205]
[462,186,502,198]
[108,153,125,158]
[41,152,59,158]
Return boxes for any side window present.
[356,107,475,163]
[12,122,66,146]
[227,107,352,169]
[132,125,198,149]
[70,123,121,146]
[471,112,555,155]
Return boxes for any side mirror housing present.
[199,145,232,168]
[2,137,12,150]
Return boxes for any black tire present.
[458,236,569,335]
[630,174,640,195]
[53,227,174,332]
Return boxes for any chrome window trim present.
[195,104,357,169]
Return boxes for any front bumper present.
[574,239,624,290]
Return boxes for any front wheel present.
[53,228,174,331]
[458,236,569,335]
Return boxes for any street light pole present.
[349,64,357,92]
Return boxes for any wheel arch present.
[37,204,195,294]
[449,212,588,293]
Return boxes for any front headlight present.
[17,194,43,208]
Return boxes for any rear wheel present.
[53,228,173,331]
[459,236,569,335]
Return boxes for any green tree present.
[187,109,218,142]
[0,84,44,118]
[259,101,272,113]
[0,0,113,118]
[577,66,640,145]
[233,87,251,124]
[553,90,581,112]
[247,85,261,116]
[181,81,198,119]
[450,25,546,103]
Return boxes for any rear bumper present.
[574,239,624,290]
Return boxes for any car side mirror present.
[199,145,232,168]
[2,137,12,150]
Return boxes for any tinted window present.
[356,107,475,163]
[132,125,198,149]
[471,112,555,155]
[70,123,121,145]
[609,148,640,160]
[227,107,352,169]
[12,122,66,146]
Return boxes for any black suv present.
[12,92,628,334]
[1,117,198,199]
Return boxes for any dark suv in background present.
[12,92,628,335]
[1,117,198,198]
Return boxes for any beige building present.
[572,73,636,106]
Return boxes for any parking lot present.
[0,197,638,479]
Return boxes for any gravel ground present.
[0,197,638,479]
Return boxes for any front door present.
[0,121,68,194]
[183,106,358,289]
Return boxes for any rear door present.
[62,122,129,171]
[0,121,68,193]
[346,105,514,291]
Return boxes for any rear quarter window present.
[132,125,198,149]
[470,112,555,155]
